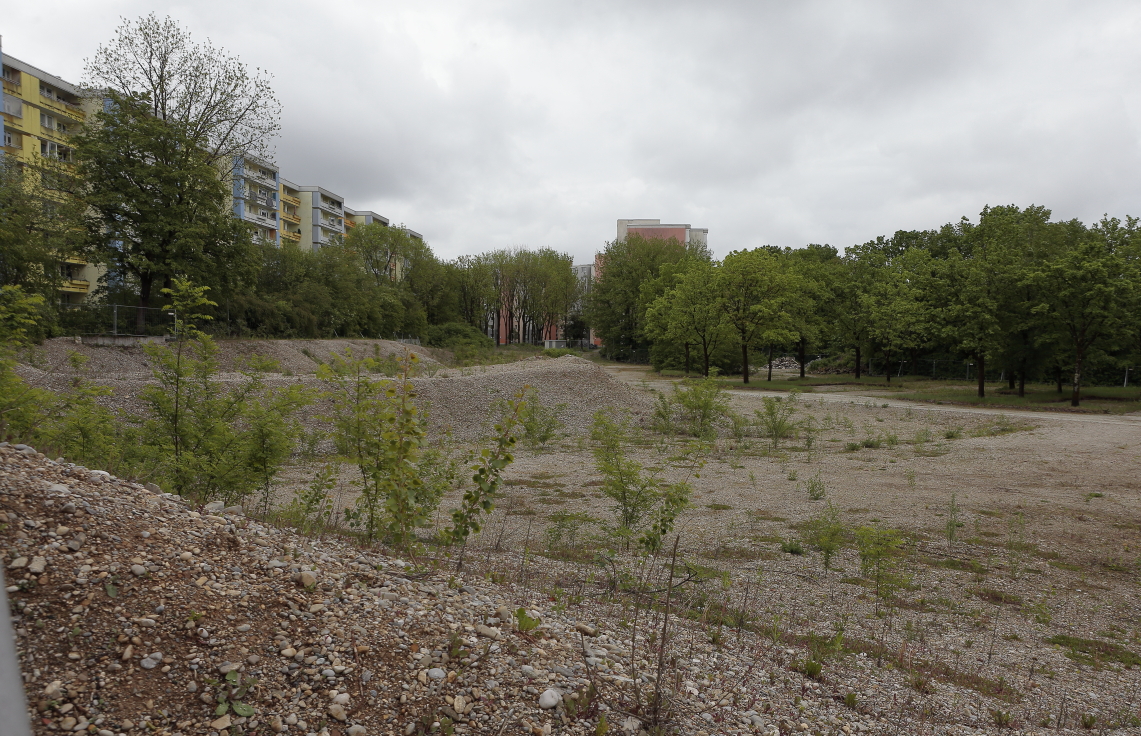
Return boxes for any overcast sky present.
[6,1,1141,262]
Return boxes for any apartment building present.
[233,155,280,245]
[617,218,708,247]
[1,49,101,303]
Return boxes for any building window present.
[3,131,13,148]
[2,93,22,118]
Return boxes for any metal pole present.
[112,304,117,336]
[1125,368,1130,388]
[0,568,33,736]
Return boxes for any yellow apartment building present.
[1,50,101,303]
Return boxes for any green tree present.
[83,13,281,165]
[1035,233,1133,406]
[717,248,798,383]
[589,235,699,360]
[75,92,255,332]
[645,261,729,377]
[0,159,84,301]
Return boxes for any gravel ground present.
[3,444,894,736]
[8,346,1141,734]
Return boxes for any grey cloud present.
[6,1,1141,261]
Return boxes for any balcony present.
[38,91,85,120]
[318,200,343,216]
[245,169,277,188]
[243,210,278,228]
[320,219,343,231]
[255,194,277,208]
[280,193,301,207]
[281,230,301,242]
[59,279,90,294]
[344,219,356,229]
[280,211,301,224]
[2,78,19,94]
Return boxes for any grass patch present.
[921,557,988,575]
[974,587,1023,606]
[706,503,733,511]
[1046,635,1141,668]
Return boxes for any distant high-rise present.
[617,219,708,246]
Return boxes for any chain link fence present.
[57,304,175,336]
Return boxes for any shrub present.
[755,392,800,449]
[803,501,844,569]
[541,347,578,358]
[515,387,566,451]
[424,321,493,349]
[590,408,697,552]
[804,472,826,501]
[781,539,804,555]
[651,379,730,439]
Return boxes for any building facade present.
[2,45,426,307]
[616,218,708,247]
[1,49,102,303]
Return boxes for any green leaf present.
[231,701,255,717]
[215,702,230,716]
[225,670,239,684]
[104,583,118,599]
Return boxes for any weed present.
[787,469,798,482]
[1084,492,1104,502]
[706,503,732,511]
[515,387,566,451]
[804,472,827,501]
[781,539,805,555]
[844,441,861,452]
[843,693,858,709]
[990,709,1013,728]
[975,588,1023,606]
[755,392,801,449]
[1047,635,1141,667]
[944,428,963,439]
[861,436,882,449]
[803,501,844,569]
[798,659,823,680]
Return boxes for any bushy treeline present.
[588,206,1141,405]
[0,155,582,347]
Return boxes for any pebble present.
[28,556,46,574]
[427,667,446,680]
[346,726,367,736]
[538,688,562,709]
[328,703,348,721]
[130,564,146,577]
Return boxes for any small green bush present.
[781,539,805,555]
[424,321,493,349]
[541,347,578,358]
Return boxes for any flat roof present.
[2,54,81,97]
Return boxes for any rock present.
[280,647,297,658]
[66,533,86,551]
[247,654,261,665]
[538,688,562,709]
[120,644,133,661]
[347,726,367,736]
[211,713,232,730]
[43,681,63,698]
[495,605,513,622]
[298,571,318,588]
[332,693,351,705]
[130,564,147,577]
[218,661,240,674]
[187,681,198,693]
[204,501,225,513]
[427,667,446,680]
[28,557,46,575]
[309,603,325,613]
[237,624,251,632]
[138,618,156,628]
[476,625,501,640]
[8,557,26,569]
[223,505,244,516]
[87,472,106,484]
[59,717,77,730]
[268,715,284,732]
[139,657,157,669]
[328,703,348,722]
[574,623,599,637]
[144,483,161,494]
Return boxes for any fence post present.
[112,305,118,336]
[0,568,32,736]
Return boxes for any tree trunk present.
[884,349,892,383]
[1056,366,1063,393]
[741,340,750,384]
[910,349,920,378]
[137,273,154,334]
[701,342,710,378]
[798,337,807,379]
[767,344,774,382]
[1018,366,1026,398]
[854,345,862,379]
[1071,352,1083,407]
[684,343,691,376]
[976,353,985,398]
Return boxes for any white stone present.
[538,688,561,709]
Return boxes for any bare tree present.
[83,13,281,163]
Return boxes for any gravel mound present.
[22,338,444,379]
[418,357,654,439]
[0,445,885,736]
